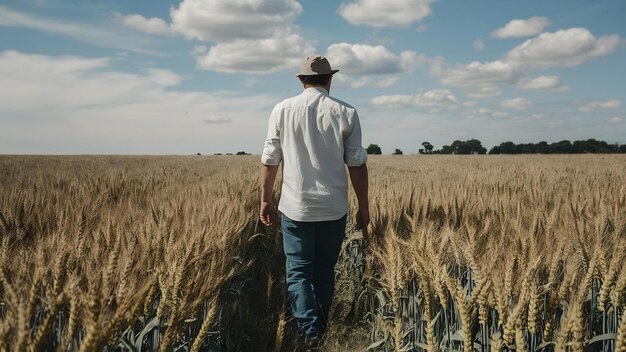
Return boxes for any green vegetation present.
[366,144,382,155]
[418,141,434,154]
[436,139,487,155]
[415,138,626,155]
[489,139,626,154]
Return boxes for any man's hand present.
[260,164,280,227]
[260,201,278,227]
[348,163,369,236]
[355,208,369,235]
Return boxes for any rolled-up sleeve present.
[261,106,282,165]
[343,110,367,167]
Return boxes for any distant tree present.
[466,139,487,154]
[490,141,518,154]
[581,139,610,153]
[439,145,453,154]
[607,142,619,153]
[550,140,573,154]
[488,139,623,154]
[366,144,382,155]
[536,141,549,154]
[433,139,485,154]
[489,146,501,154]
[619,144,626,153]
[226,153,233,155]
[446,139,486,154]
[572,140,585,153]
[517,143,531,154]
[214,153,223,155]
[419,141,433,154]
[392,148,403,155]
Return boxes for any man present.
[259,55,369,344]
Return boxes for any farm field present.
[0,155,625,351]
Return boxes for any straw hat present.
[296,55,339,76]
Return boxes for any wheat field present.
[0,155,625,351]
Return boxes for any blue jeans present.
[281,213,347,339]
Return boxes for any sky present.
[0,0,625,155]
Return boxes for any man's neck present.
[303,84,330,94]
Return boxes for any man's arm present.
[260,104,282,227]
[348,163,369,234]
[260,164,280,226]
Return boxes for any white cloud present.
[517,75,569,92]
[500,98,533,110]
[466,108,509,118]
[473,39,485,51]
[332,74,398,88]
[327,43,428,75]
[191,45,208,55]
[325,43,431,88]
[505,28,621,68]
[549,119,566,127]
[195,34,314,74]
[330,73,367,88]
[371,89,458,108]
[0,50,274,154]
[608,117,623,124]
[117,0,314,75]
[579,99,622,112]
[449,131,469,138]
[118,14,173,36]
[376,76,400,87]
[370,95,414,107]
[463,101,477,107]
[431,27,620,96]
[145,68,183,87]
[0,5,162,55]
[169,0,302,42]
[338,0,433,27]
[515,113,545,123]
[466,85,502,98]
[432,60,523,87]
[203,116,231,124]
[399,50,435,70]
[328,43,405,75]
[491,16,550,39]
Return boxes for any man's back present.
[262,86,366,222]
[259,55,369,343]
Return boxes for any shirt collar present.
[303,87,329,96]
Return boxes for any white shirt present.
[261,87,367,222]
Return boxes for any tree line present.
[489,139,626,154]
[366,138,626,155]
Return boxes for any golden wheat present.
[0,154,624,351]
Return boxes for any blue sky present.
[1,0,625,154]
